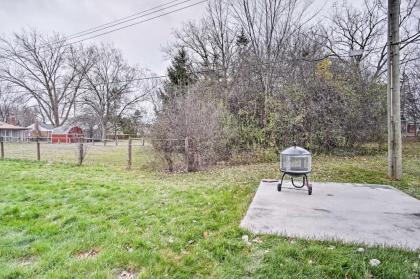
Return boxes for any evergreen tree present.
[160,48,195,104]
[167,48,194,87]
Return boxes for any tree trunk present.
[164,152,174,172]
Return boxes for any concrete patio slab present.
[240,180,420,250]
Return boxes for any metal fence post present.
[0,137,4,160]
[128,137,132,169]
[142,138,145,146]
[36,137,41,161]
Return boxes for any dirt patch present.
[117,269,137,279]
[17,256,36,267]
[75,247,101,259]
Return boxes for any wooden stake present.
[185,137,190,171]
[78,142,84,165]
[36,138,40,161]
[128,137,132,169]
[0,137,4,160]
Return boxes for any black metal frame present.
[277,172,312,195]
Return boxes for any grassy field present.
[0,142,419,278]
[0,141,156,168]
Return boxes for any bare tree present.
[81,44,151,141]
[325,0,420,81]
[402,58,420,136]
[0,83,21,122]
[155,0,419,168]
[231,0,316,132]
[171,0,238,91]
[152,81,225,171]
[0,30,94,127]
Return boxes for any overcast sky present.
[0,0,363,75]
[0,0,207,74]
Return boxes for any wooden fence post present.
[184,137,198,172]
[128,137,132,169]
[36,137,41,161]
[142,138,145,146]
[78,140,84,165]
[0,137,4,160]
[185,137,190,171]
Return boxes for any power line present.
[0,63,249,96]
[41,0,198,50]
[0,65,224,95]
[68,0,186,39]
[0,0,207,59]
[0,75,168,95]
[63,0,208,46]
[0,54,380,96]
[0,0,209,92]
[65,0,196,42]
[0,64,235,95]
[0,58,329,96]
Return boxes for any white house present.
[0,121,29,141]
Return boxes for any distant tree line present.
[153,0,420,171]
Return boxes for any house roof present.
[52,126,70,134]
[52,125,83,134]
[0,121,29,130]
[27,122,55,132]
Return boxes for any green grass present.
[0,142,419,278]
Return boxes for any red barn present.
[51,126,84,144]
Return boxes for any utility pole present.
[387,0,402,180]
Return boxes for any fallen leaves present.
[75,248,101,260]
[252,237,263,244]
[118,269,136,279]
[17,256,36,267]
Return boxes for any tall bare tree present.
[0,83,20,122]
[81,44,150,141]
[231,0,315,131]
[325,0,420,81]
[402,59,420,135]
[0,30,94,127]
[172,0,238,86]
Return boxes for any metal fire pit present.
[278,144,312,195]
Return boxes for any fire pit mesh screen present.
[280,146,311,174]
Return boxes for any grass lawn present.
[0,142,419,278]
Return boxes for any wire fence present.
[0,136,191,171]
